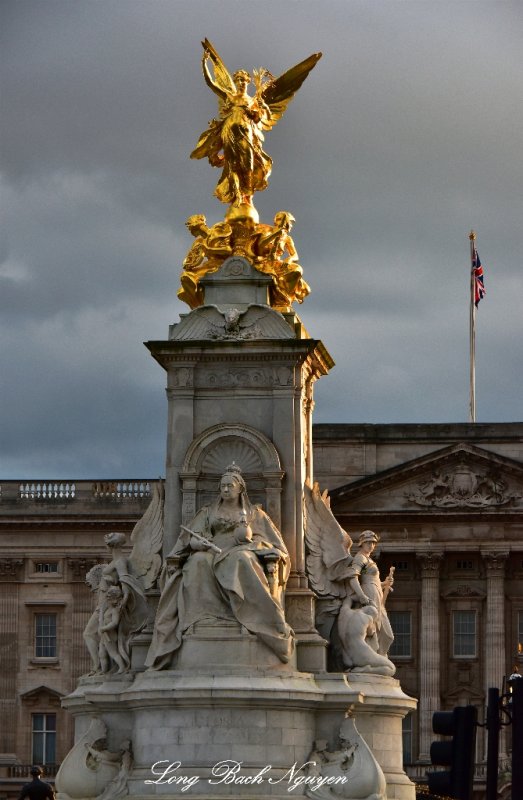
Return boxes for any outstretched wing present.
[303,480,352,598]
[202,38,236,100]
[260,52,322,131]
[129,481,164,590]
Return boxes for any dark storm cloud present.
[1,0,522,478]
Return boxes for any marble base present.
[63,667,415,799]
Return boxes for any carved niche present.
[180,423,284,527]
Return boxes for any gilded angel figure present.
[191,39,321,212]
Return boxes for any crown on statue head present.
[224,462,243,477]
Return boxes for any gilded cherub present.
[191,39,321,215]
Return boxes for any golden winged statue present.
[191,39,321,220]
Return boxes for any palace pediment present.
[329,443,523,515]
[20,685,64,706]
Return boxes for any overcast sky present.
[1,0,522,479]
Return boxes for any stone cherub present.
[304,481,396,675]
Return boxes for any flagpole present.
[469,230,476,422]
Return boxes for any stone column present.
[417,552,443,762]
[482,551,509,759]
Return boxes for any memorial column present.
[417,552,443,762]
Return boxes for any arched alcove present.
[180,424,284,526]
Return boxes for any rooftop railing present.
[0,479,157,504]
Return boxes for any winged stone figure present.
[191,39,321,212]
[304,481,396,675]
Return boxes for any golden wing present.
[201,38,236,104]
[260,52,322,131]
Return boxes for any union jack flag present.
[472,247,486,307]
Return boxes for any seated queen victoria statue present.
[146,465,294,669]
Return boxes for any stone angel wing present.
[129,480,164,590]
[259,52,322,131]
[303,480,352,598]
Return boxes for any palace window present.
[456,559,475,571]
[389,611,412,658]
[32,713,56,765]
[35,562,59,573]
[392,560,409,572]
[453,610,476,657]
[35,613,57,658]
[518,611,523,650]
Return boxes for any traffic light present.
[427,705,477,800]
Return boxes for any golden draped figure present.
[191,39,321,216]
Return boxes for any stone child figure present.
[98,585,126,674]
[146,464,294,669]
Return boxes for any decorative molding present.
[0,558,23,577]
[405,465,520,508]
[170,367,194,388]
[20,685,64,706]
[482,551,509,573]
[202,367,274,389]
[417,553,443,574]
[442,585,486,599]
[67,557,100,579]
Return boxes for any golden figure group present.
[178,39,320,312]
[178,209,310,310]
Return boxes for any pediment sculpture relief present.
[404,464,520,508]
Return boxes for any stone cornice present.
[145,338,334,375]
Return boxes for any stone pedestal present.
[62,666,416,800]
